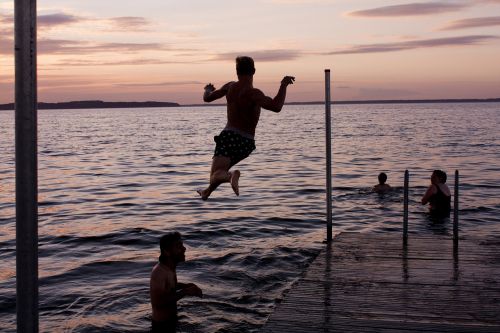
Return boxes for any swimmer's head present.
[236,56,255,76]
[432,170,447,183]
[378,172,388,184]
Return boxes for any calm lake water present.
[0,103,499,332]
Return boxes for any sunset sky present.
[1,0,499,104]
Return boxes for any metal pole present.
[453,170,459,243]
[15,0,39,332]
[325,69,332,242]
[403,170,409,244]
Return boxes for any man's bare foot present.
[197,189,209,201]
[230,170,240,196]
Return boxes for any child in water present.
[372,172,392,194]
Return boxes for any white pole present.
[325,70,332,242]
[15,0,38,331]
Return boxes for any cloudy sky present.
[1,0,499,104]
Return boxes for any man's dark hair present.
[159,232,181,262]
[433,170,447,183]
[378,172,387,184]
[160,232,181,251]
[236,56,255,76]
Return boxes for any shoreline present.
[182,97,500,108]
[1,97,499,111]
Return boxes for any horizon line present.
[1,97,500,111]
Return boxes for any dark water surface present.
[1,103,499,332]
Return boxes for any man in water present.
[197,56,295,200]
[372,172,392,194]
[150,232,202,332]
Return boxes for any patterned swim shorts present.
[213,130,256,167]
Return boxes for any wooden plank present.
[271,281,500,323]
[304,262,500,287]
[331,233,500,255]
[263,318,500,333]
[326,242,500,258]
[261,232,500,333]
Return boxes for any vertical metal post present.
[325,69,332,242]
[453,170,459,243]
[15,0,39,332]
[403,170,409,244]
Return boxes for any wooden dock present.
[261,232,500,333]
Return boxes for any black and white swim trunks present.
[213,129,256,167]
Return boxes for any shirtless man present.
[197,56,295,200]
[150,232,202,332]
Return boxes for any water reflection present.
[453,241,460,282]
[425,214,451,236]
[402,242,409,282]
[323,242,332,330]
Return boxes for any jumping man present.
[197,56,295,200]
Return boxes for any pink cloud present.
[348,2,467,17]
[324,35,498,55]
[214,49,302,62]
[38,39,168,55]
[439,16,500,30]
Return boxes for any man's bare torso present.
[150,263,177,322]
[225,81,261,136]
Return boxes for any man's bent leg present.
[230,170,240,196]
[198,156,234,200]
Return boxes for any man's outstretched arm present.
[203,82,235,102]
[151,278,202,308]
[253,76,295,112]
[177,282,203,298]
